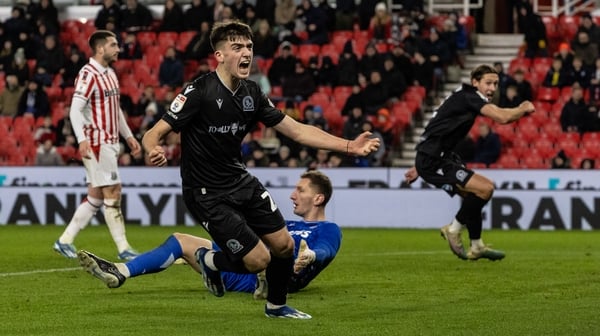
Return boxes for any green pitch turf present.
[1,225,599,336]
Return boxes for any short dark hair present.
[210,21,253,51]
[88,30,116,53]
[302,170,333,207]
[471,64,498,81]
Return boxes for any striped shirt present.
[72,58,122,146]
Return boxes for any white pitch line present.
[0,267,81,277]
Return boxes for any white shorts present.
[83,143,121,187]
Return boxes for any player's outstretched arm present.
[481,100,535,124]
[273,115,380,156]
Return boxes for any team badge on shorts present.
[170,94,187,113]
[226,239,244,254]
[242,96,254,112]
[456,169,468,182]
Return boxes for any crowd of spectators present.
[0,0,473,168]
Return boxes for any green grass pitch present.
[1,225,599,336]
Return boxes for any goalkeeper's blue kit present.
[123,220,341,294]
[221,219,342,293]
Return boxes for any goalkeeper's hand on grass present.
[294,239,316,274]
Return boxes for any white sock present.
[448,218,463,233]
[115,263,131,277]
[204,250,218,271]
[470,239,484,249]
[103,198,131,253]
[59,196,102,244]
[266,302,284,309]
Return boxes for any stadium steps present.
[391,33,523,167]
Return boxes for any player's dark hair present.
[210,21,253,51]
[89,30,116,53]
[302,170,333,206]
[470,64,497,81]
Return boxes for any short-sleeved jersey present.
[220,219,342,293]
[416,83,489,157]
[161,72,285,189]
[72,58,122,146]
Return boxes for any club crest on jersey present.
[242,96,254,111]
[226,239,244,254]
[170,94,187,113]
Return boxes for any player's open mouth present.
[240,61,250,69]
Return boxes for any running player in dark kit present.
[405,64,535,261]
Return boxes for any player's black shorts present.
[414,151,474,197]
[183,176,286,261]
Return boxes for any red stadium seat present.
[532,137,556,159]
[177,31,197,51]
[298,44,321,65]
[494,153,520,169]
[536,87,560,103]
[508,57,531,75]
[319,44,339,64]
[558,15,580,40]
[308,92,331,108]
[514,121,540,142]
[520,151,547,169]
[555,137,579,157]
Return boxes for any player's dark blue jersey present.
[161,72,285,190]
[220,219,342,293]
[416,83,489,157]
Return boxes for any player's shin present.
[265,253,294,306]
[126,235,183,276]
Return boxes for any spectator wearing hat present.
[268,41,297,86]
[368,2,391,42]
[337,40,360,86]
[372,107,394,147]
[554,42,575,73]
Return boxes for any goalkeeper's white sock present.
[448,218,463,233]
[115,263,131,278]
[59,196,102,244]
[103,198,131,253]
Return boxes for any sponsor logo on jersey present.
[242,96,254,111]
[226,239,244,254]
[208,122,247,134]
[170,94,187,113]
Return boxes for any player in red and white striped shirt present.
[54,30,141,261]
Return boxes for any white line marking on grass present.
[0,267,81,277]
